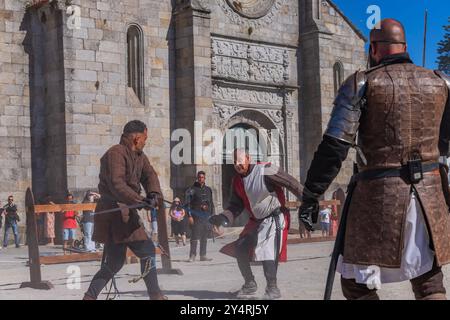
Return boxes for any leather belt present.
[354,162,440,183]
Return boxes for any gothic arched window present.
[333,61,344,97]
[127,24,144,104]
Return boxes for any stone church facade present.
[0,0,366,225]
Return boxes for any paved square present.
[1,231,449,300]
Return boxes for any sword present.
[94,199,211,219]
[323,178,356,300]
[94,202,148,215]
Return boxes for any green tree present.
[437,17,450,74]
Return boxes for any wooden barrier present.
[285,200,341,209]
[21,188,181,290]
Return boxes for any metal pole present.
[423,9,428,67]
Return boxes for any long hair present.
[170,198,182,212]
[82,190,93,203]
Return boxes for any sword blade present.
[95,203,146,215]
[323,180,355,300]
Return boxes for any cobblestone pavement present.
[0,231,449,300]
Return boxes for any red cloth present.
[63,210,77,229]
[220,173,290,262]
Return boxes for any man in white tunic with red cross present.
[209,149,303,300]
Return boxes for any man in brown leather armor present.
[299,18,450,300]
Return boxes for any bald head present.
[370,19,406,44]
[369,18,407,66]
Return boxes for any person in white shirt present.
[319,206,332,237]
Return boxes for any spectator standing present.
[3,195,20,248]
[169,197,187,246]
[82,191,100,252]
[62,192,78,254]
[43,196,56,245]
[319,205,332,237]
[185,171,215,262]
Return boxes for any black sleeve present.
[439,91,450,156]
[436,70,450,156]
[304,135,352,195]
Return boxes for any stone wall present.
[0,0,31,222]
[299,0,366,199]
[319,0,366,197]
[27,4,68,203]
[61,0,173,200]
[0,0,366,234]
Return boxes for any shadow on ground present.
[116,289,235,300]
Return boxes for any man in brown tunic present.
[299,19,450,300]
[83,120,166,300]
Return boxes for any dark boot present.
[82,293,96,300]
[262,282,281,300]
[200,256,212,261]
[149,291,168,300]
[236,280,258,298]
[421,293,447,300]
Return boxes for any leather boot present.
[357,291,380,300]
[149,291,168,300]
[200,256,212,261]
[236,280,258,298]
[82,293,96,300]
[421,293,447,300]
[262,280,281,300]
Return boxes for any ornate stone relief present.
[212,83,284,106]
[211,37,290,84]
[213,103,241,123]
[217,0,284,28]
[262,109,283,125]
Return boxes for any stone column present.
[173,0,216,201]
[298,0,332,183]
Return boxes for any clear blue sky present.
[332,0,449,69]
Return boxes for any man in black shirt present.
[185,171,215,262]
[3,195,20,248]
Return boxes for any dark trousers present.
[235,232,278,286]
[189,220,209,257]
[86,239,160,298]
[3,222,19,247]
[341,262,446,300]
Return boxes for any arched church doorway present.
[221,113,284,226]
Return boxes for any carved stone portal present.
[217,0,284,28]
[225,0,276,19]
